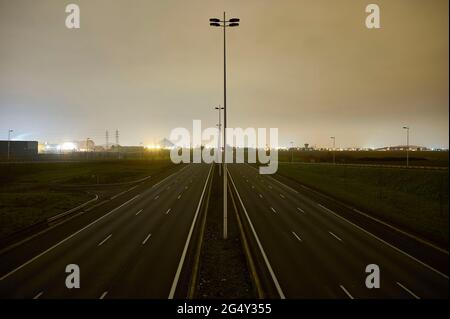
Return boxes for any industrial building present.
[0,140,38,160]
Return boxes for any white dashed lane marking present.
[33,291,43,299]
[292,231,303,242]
[142,233,152,245]
[98,234,112,246]
[329,231,343,242]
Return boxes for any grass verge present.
[277,163,449,245]
[0,159,174,238]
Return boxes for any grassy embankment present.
[277,163,449,246]
[277,150,449,167]
[0,159,173,238]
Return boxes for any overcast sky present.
[0,0,448,148]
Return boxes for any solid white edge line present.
[272,162,448,255]
[246,163,449,280]
[245,162,449,280]
[396,282,420,299]
[351,208,449,255]
[317,204,449,280]
[168,164,213,299]
[0,194,140,281]
[135,209,143,216]
[228,169,286,299]
[339,285,354,299]
[99,291,108,299]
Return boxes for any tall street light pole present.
[290,141,294,163]
[7,129,13,161]
[210,13,240,240]
[215,106,224,176]
[330,136,336,164]
[403,126,410,168]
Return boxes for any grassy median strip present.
[277,163,449,245]
[0,160,174,239]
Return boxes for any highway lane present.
[228,163,448,299]
[0,163,212,299]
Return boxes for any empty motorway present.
[0,162,447,299]
[0,163,212,299]
[228,163,448,299]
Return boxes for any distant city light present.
[60,142,77,151]
[146,144,161,150]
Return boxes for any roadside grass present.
[0,159,174,239]
[277,163,449,246]
[0,159,173,185]
[0,192,91,238]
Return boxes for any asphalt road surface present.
[0,163,212,299]
[228,163,448,299]
[0,162,447,299]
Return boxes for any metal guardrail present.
[47,194,99,223]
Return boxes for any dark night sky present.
[0,0,448,148]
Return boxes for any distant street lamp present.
[403,126,410,167]
[86,138,92,152]
[330,136,336,164]
[86,138,92,160]
[210,12,240,240]
[290,141,294,163]
[215,106,224,176]
[7,129,13,161]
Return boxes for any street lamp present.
[7,129,13,161]
[85,138,92,160]
[330,136,336,164]
[290,141,294,163]
[215,106,224,176]
[210,13,240,240]
[403,126,410,167]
